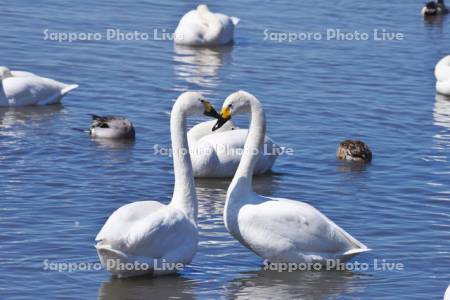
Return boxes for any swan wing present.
[95,201,165,245]
[96,202,197,259]
[237,196,368,261]
[125,207,197,259]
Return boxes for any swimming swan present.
[89,115,135,139]
[187,119,279,177]
[174,5,239,46]
[422,0,448,16]
[435,55,450,95]
[445,284,450,300]
[95,92,219,277]
[213,91,370,264]
[0,66,78,107]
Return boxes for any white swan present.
[95,92,219,277]
[187,119,279,177]
[174,4,239,46]
[0,66,78,107]
[214,91,370,264]
[89,115,135,139]
[435,56,450,96]
[445,284,450,300]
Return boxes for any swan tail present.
[343,247,371,256]
[95,243,129,266]
[341,247,371,261]
[230,16,240,26]
[61,84,79,95]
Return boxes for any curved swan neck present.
[197,5,222,43]
[229,96,266,196]
[169,103,198,223]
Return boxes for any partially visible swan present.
[422,0,448,16]
[435,56,450,95]
[214,91,370,264]
[89,115,135,139]
[174,5,239,46]
[336,140,372,163]
[187,119,279,178]
[445,284,450,300]
[0,66,78,107]
[95,92,219,277]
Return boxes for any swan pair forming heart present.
[95,91,370,278]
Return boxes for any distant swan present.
[0,66,78,107]
[89,115,135,139]
[187,119,279,177]
[174,4,239,46]
[95,92,219,277]
[422,0,449,16]
[435,55,450,95]
[214,91,370,264]
[336,140,372,163]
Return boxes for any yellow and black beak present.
[202,101,220,119]
[212,106,232,131]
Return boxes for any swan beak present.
[202,101,220,119]
[212,107,231,131]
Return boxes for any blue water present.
[1,0,450,299]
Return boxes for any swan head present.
[212,90,256,131]
[176,91,220,118]
[197,4,210,14]
[0,66,12,80]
